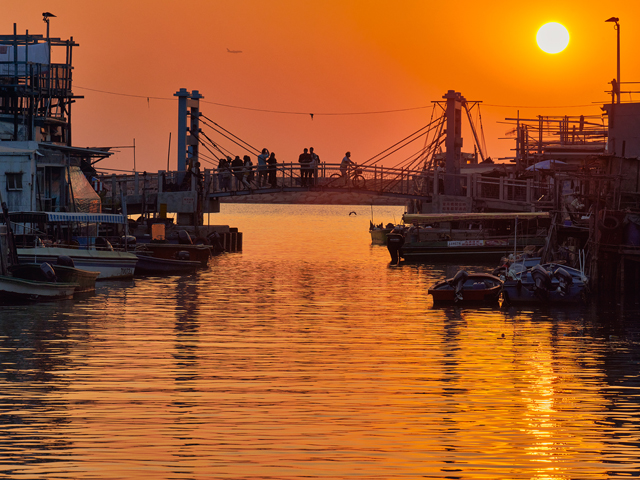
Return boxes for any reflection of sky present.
[1,204,639,478]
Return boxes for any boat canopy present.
[403,212,550,224]
[9,211,127,224]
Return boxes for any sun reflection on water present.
[1,205,639,479]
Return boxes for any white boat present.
[11,212,138,280]
[16,245,137,280]
[0,275,77,302]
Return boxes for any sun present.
[536,22,570,54]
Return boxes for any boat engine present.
[386,229,405,264]
[178,230,193,245]
[530,264,552,300]
[40,262,57,282]
[56,255,75,268]
[175,251,191,261]
[448,270,469,302]
[554,267,573,296]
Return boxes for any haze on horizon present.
[3,0,637,172]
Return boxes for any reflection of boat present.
[388,212,550,262]
[428,270,503,303]
[502,263,588,304]
[134,253,201,276]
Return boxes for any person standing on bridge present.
[298,148,312,187]
[267,151,278,188]
[243,155,255,188]
[257,148,269,187]
[309,147,320,186]
[231,155,246,190]
[340,151,354,186]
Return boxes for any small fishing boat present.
[502,263,589,304]
[137,243,210,267]
[134,252,202,276]
[9,257,100,293]
[0,270,77,302]
[428,270,503,303]
[369,222,395,245]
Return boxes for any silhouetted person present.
[267,152,278,188]
[231,155,245,190]
[257,148,269,187]
[243,155,254,187]
[340,151,354,186]
[217,157,231,191]
[309,147,320,186]
[298,148,312,186]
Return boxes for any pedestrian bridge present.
[102,162,557,214]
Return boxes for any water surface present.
[1,204,639,479]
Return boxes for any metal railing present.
[99,163,558,206]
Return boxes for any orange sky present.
[4,0,639,172]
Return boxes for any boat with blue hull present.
[502,263,589,304]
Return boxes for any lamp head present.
[605,17,619,23]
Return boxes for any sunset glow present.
[536,22,570,54]
[3,1,638,170]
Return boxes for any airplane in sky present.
[227,48,243,54]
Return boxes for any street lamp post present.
[605,17,620,104]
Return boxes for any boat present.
[0,271,77,302]
[8,257,100,293]
[11,212,138,280]
[501,263,589,304]
[388,212,550,262]
[134,252,202,276]
[369,222,395,245]
[428,270,503,303]
[138,242,210,267]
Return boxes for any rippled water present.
[2,204,640,479]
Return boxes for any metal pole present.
[616,21,621,103]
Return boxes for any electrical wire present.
[74,85,602,116]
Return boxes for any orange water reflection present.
[1,204,639,479]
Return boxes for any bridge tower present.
[174,88,203,172]
[443,90,464,196]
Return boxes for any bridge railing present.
[99,164,557,208]
[203,162,428,195]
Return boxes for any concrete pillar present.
[174,88,190,172]
[443,90,464,196]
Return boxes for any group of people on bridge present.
[216,149,279,191]
[213,148,357,192]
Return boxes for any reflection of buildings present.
[1,24,110,213]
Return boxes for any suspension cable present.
[201,115,261,155]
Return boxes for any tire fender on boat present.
[598,215,620,231]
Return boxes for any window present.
[6,172,23,191]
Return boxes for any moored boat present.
[369,222,395,245]
[428,270,503,303]
[502,263,589,304]
[0,274,77,302]
[11,212,138,279]
[9,258,100,293]
[134,252,202,276]
[138,243,210,267]
[388,212,550,263]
